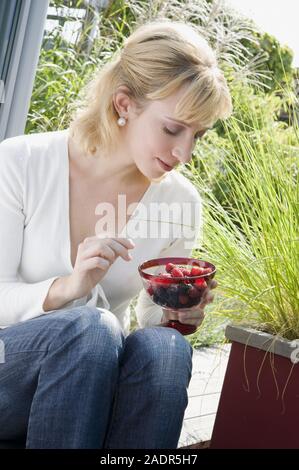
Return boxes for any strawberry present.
[190,266,205,276]
[153,274,172,285]
[171,268,184,278]
[165,263,175,273]
[181,268,192,276]
[201,267,213,275]
[194,278,207,288]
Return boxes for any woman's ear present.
[113,85,136,119]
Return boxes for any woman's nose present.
[172,145,193,164]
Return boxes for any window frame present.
[0,0,49,141]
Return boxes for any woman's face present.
[116,85,208,181]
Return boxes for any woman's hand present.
[67,235,135,300]
[161,279,217,329]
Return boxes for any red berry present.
[179,295,189,305]
[195,278,207,288]
[153,275,172,285]
[181,268,191,276]
[190,266,205,276]
[165,263,175,273]
[171,268,184,278]
[188,286,200,298]
[201,267,213,275]
[147,285,154,296]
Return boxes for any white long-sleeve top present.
[0,129,202,336]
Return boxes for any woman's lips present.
[156,157,173,171]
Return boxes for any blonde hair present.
[69,19,232,157]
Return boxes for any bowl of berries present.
[138,257,216,335]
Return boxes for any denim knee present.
[48,306,125,367]
[124,327,193,388]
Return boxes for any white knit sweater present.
[0,129,202,336]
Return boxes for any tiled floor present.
[178,344,231,448]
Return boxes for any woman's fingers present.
[109,236,135,249]
[107,238,134,261]
[162,279,218,326]
[178,310,205,325]
[210,280,218,289]
[96,235,135,250]
[82,236,135,262]
[200,293,215,308]
[162,308,179,321]
[80,256,111,272]
[80,243,116,264]
[177,317,203,326]
[171,289,214,314]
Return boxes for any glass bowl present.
[138,257,216,335]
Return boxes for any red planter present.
[210,325,299,449]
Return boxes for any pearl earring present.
[117,116,126,127]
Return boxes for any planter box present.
[210,324,299,449]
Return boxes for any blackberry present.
[166,285,180,308]
[178,283,192,295]
[152,286,168,306]
[187,298,197,308]
[153,293,166,306]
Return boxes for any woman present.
[0,20,232,449]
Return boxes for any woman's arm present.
[42,275,77,312]
[0,139,67,326]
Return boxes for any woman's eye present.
[163,127,176,136]
[163,127,204,141]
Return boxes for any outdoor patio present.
[0,0,298,455]
[178,344,231,448]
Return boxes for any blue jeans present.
[0,306,193,449]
